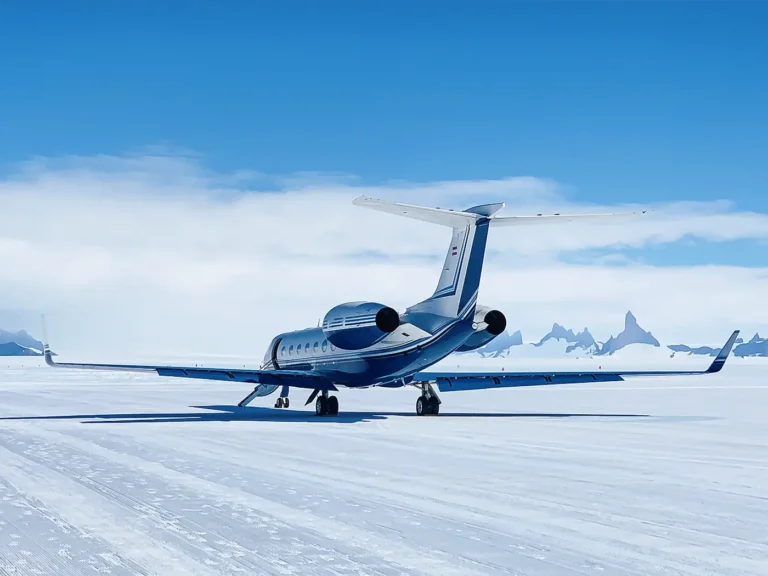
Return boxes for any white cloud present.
[1,152,766,358]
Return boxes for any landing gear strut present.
[416,382,441,416]
[315,390,339,416]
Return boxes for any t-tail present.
[353,196,649,320]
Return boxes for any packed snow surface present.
[0,357,766,575]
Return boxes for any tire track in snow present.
[120,422,767,576]
[3,425,484,576]
[0,430,402,576]
[0,443,221,576]
[0,475,149,576]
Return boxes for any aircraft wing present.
[414,330,739,392]
[42,346,336,391]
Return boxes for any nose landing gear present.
[416,382,441,416]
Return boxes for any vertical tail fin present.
[352,197,503,318]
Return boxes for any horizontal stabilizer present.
[353,196,649,228]
[490,210,648,227]
[352,196,503,227]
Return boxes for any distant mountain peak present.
[0,327,50,356]
[734,333,768,357]
[596,311,660,356]
[0,342,41,356]
[534,321,597,354]
[473,329,524,357]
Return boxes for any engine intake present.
[322,301,400,350]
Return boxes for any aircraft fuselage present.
[263,311,478,388]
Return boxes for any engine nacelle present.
[322,301,400,350]
[456,305,507,352]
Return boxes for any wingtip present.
[706,330,740,373]
[40,314,55,366]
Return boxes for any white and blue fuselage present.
[262,304,480,388]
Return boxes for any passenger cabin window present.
[305,343,310,354]
[313,341,319,353]
[281,346,286,356]
[289,345,294,355]
[296,343,301,355]
[330,342,336,351]
[321,340,327,352]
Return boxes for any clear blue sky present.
[1,1,767,210]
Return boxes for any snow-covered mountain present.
[0,342,42,356]
[734,333,768,357]
[474,329,523,357]
[534,324,598,355]
[0,329,49,356]
[596,311,660,356]
[469,310,665,358]
[668,344,719,357]
[0,329,44,351]
[466,310,768,359]
[668,333,767,358]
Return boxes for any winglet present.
[41,314,56,367]
[706,330,740,373]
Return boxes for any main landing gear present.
[416,382,441,416]
[274,396,290,409]
[274,384,291,408]
[315,391,339,416]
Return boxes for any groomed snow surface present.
[0,357,766,576]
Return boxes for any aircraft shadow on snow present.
[0,405,658,425]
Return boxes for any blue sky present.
[2,1,768,352]
[2,1,766,210]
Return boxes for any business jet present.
[43,196,739,416]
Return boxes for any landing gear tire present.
[275,397,289,409]
[316,395,339,416]
[416,393,440,416]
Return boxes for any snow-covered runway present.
[0,359,766,575]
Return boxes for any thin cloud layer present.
[1,152,766,357]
